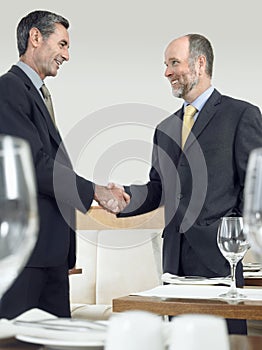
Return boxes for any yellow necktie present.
[40,84,56,127]
[181,104,197,149]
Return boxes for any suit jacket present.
[119,89,262,277]
[0,65,94,268]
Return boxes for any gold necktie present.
[181,104,197,149]
[40,84,56,127]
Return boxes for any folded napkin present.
[0,309,53,340]
[132,284,262,300]
[161,273,231,286]
[0,308,107,343]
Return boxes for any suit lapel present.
[10,66,63,148]
[30,84,71,163]
[184,89,222,151]
[158,109,183,165]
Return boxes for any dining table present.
[0,335,262,350]
[111,275,262,321]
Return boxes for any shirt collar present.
[184,86,215,112]
[16,61,43,91]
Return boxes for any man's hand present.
[94,184,130,214]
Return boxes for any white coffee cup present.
[168,314,230,350]
[105,310,165,350]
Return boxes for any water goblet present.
[217,216,249,299]
[0,135,38,302]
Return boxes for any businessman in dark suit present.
[0,10,129,319]
[114,34,262,334]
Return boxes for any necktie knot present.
[40,84,51,99]
[184,104,197,118]
[181,104,197,149]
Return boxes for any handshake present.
[94,183,130,214]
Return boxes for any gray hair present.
[17,10,69,57]
[187,34,214,78]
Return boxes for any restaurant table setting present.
[0,307,232,349]
[1,149,262,349]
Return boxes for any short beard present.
[172,86,183,98]
[172,72,199,99]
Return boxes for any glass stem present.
[230,262,237,294]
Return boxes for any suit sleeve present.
[0,74,94,213]
[118,129,163,217]
[234,104,262,213]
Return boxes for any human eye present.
[59,41,67,49]
[172,60,178,66]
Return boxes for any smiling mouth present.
[171,80,178,86]
[55,59,62,67]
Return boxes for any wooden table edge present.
[113,295,262,320]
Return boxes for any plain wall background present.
[1,0,261,186]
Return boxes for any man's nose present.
[164,65,172,77]
[62,48,69,61]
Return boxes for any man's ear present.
[28,27,42,48]
[198,55,206,75]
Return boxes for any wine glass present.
[0,135,38,301]
[243,148,262,261]
[217,217,249,299]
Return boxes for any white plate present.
[16,334,104,349]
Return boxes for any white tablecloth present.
[132,284,262,300]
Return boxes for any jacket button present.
[177,193,183,199]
